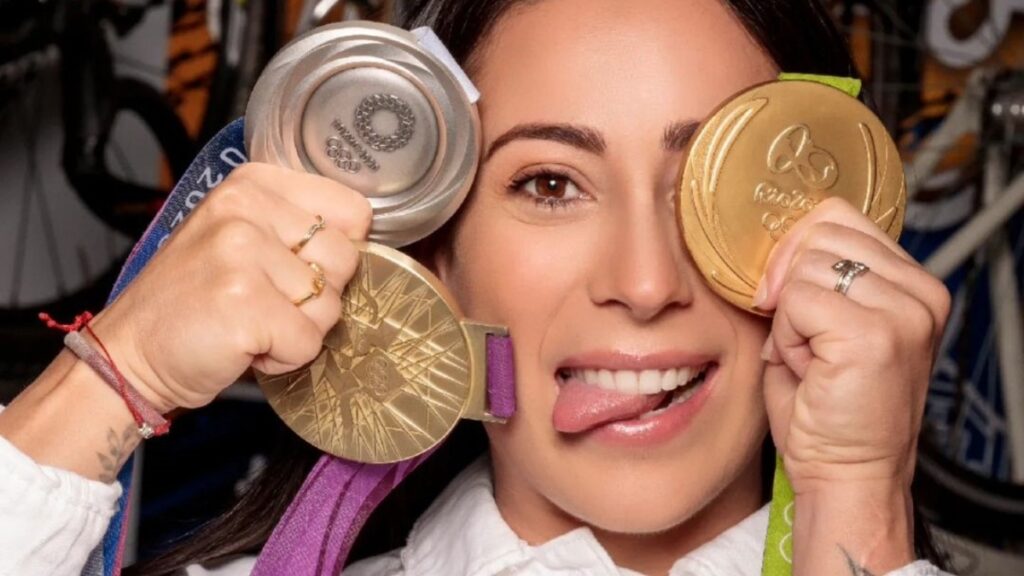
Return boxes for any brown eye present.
[537,175,570,198]
[519,172,582,203]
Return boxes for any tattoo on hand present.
[96,424,137,483]
[840,546,878,576]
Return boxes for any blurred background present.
[1,0,1023,573]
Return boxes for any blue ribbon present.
[89,118,248,576]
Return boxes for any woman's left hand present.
[754,196,951,494]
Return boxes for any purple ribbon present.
[251,454,434,576]
[252,335,516,575]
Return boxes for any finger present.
[256,236,344,337]
[762,222,904,302]
[281,220,361,294]
[249,281,327,375]
[266,247,346,336]
[756,197,912,306]
[759,222,948,337]
[230,162,373,240]
[205,178,362,292]
[779,249,935,323]
[212,266,326,375]
[777,197,913,266]
[768,279,874,379]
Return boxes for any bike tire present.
[65,76,195,238]
[916,432,1024,545]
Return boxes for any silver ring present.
[832,259,870,296]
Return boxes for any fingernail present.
[752,280,769,308]
[760,335,775,362]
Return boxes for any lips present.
[552,364,711,434]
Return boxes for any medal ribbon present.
[90,117,517,575]
[760,73,863,576]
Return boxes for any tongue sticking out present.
[552,378,669,433]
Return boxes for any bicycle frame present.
[907,69,1024,483]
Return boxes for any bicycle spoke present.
[17,75,68,300]
[109,138,139,183]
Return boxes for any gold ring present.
[293,261,327,306]
[291,215,326,254]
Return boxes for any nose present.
[589,201,694,322]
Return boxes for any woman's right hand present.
[91,162,372,413]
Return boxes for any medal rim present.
[676,80,906,315]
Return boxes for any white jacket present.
[0,435,948,576]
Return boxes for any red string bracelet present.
[40,311,171,438]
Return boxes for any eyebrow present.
[663,120,701,152]
[484,120,701,160]
[485,123,605,160]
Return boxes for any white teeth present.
[660,368,677,391]
[566,364,708,395]
[678,366,693,385]
[615,371,639,394]
[638,370,661,394]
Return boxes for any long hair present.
[130,1,943,573]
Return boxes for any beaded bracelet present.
[41,312,170,439]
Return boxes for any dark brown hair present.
[130,1,943,573]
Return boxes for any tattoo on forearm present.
[840,545,878,576]
[96,424,137,483]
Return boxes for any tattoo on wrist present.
[840,545,878,576]
[96,424,137,483]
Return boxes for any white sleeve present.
[884,560,955,576]
[343,550,404,575]
[0,432,122,576]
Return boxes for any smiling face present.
[434,0,778,565]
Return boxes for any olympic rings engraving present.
[767,124,839,190]
[354,94,416,153]
[326,136,361,173]
[761,211,797,240]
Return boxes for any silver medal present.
[245,21,480,247]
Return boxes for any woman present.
[0,0,953,574]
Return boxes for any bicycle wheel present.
[0,58,130,387]
[0,29,194,386]
[901,144,1024,552]
[63,76,196,237]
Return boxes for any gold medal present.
[678,80,905,314]
[256,243,507,464]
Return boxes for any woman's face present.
[437,0,778,549]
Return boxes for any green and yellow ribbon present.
[760,72,863,576]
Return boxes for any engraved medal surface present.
[678,80,905,313]
[258,243,498,464]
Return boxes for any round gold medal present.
[256,243,506,464]
[677,80,905,314]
